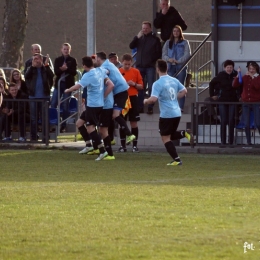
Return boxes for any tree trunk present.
[0,0,28,69]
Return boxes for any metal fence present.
[0,99,51,145]
[191,101,260,147]
[184,33,212,86]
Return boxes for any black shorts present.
[124,95,140,122]
[113,90,128,110]
[85,106,102,126]
[79,110,87,121]
[159,117,181,136]
[99,108,113,127]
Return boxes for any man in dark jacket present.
[24,43,53,74]
[51,43,77,132]
[209,60,239,146]
[25,53,54,141]
[154,0,187,43]
[129,21,162,114]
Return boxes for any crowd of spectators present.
[1,0,259,147]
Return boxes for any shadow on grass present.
[0,150,259,189]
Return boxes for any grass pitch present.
[0,150,259,260]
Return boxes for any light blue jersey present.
[104,86,114,109]
[101,59,129,95]
[79,67,107,107]
[151,75,185,118]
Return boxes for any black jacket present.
[25,65,54,97]
[3,90,29,116]
[209,70,240,102]
[154,6,187,42]
[54,55,77,89]
[129,32,162,68]
[24,56,53,74]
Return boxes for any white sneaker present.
[95,151,108,161]
[18,137,26,142]
[79,146,94,154]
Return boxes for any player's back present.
[152,75,184,118]
[101,59,128,95]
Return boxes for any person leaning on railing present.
[233,61,260,145]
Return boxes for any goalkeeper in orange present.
[119,53,143,153]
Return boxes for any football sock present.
[131,127,138,147]
[114,116,131,136]
[164,141,178,160]
[108,121,115,141]
[171,130,185,140]
[78,125,90,142]
[89,130,105,154]
[119,127,126,147]
[103,135,113,156]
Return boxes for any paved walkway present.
[1,141,260,155]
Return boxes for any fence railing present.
[0,99,51,145]
[191,101,260,147]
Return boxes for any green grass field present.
[0,150,259,260]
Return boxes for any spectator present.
[25,53,54,142]
[51,43,77,133]
[162,25,191,111]
[233,61,260,145]
[108,52,122,68]
[0,69,7,82]
[1,83,29,142]
[129,21,162,114]
[154,0,187,44]
[0,78,8,137]
[24,43,53,73]
[118,53,143,152]
[209,60,238,147]
[9,69,28,97]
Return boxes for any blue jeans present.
[168,65,187,110]
[30,99,49,140]
[242,104,260,144]
[51,81,71,128]
[218,104,236,145]
[136,67,156,111]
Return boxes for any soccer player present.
[144,59,193,166]
[96,51,136,145]
[65,56,114,161]
[119,53,143,152]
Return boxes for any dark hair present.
[96,51,107,60]
[223,59,235,68]
[108,52,117,59]
[82,56,94,68]
[246,61,259,73]
[156,59,167,73]
[169,25,184,49]
[121,53,132,62]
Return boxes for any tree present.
[0,0,28,69]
